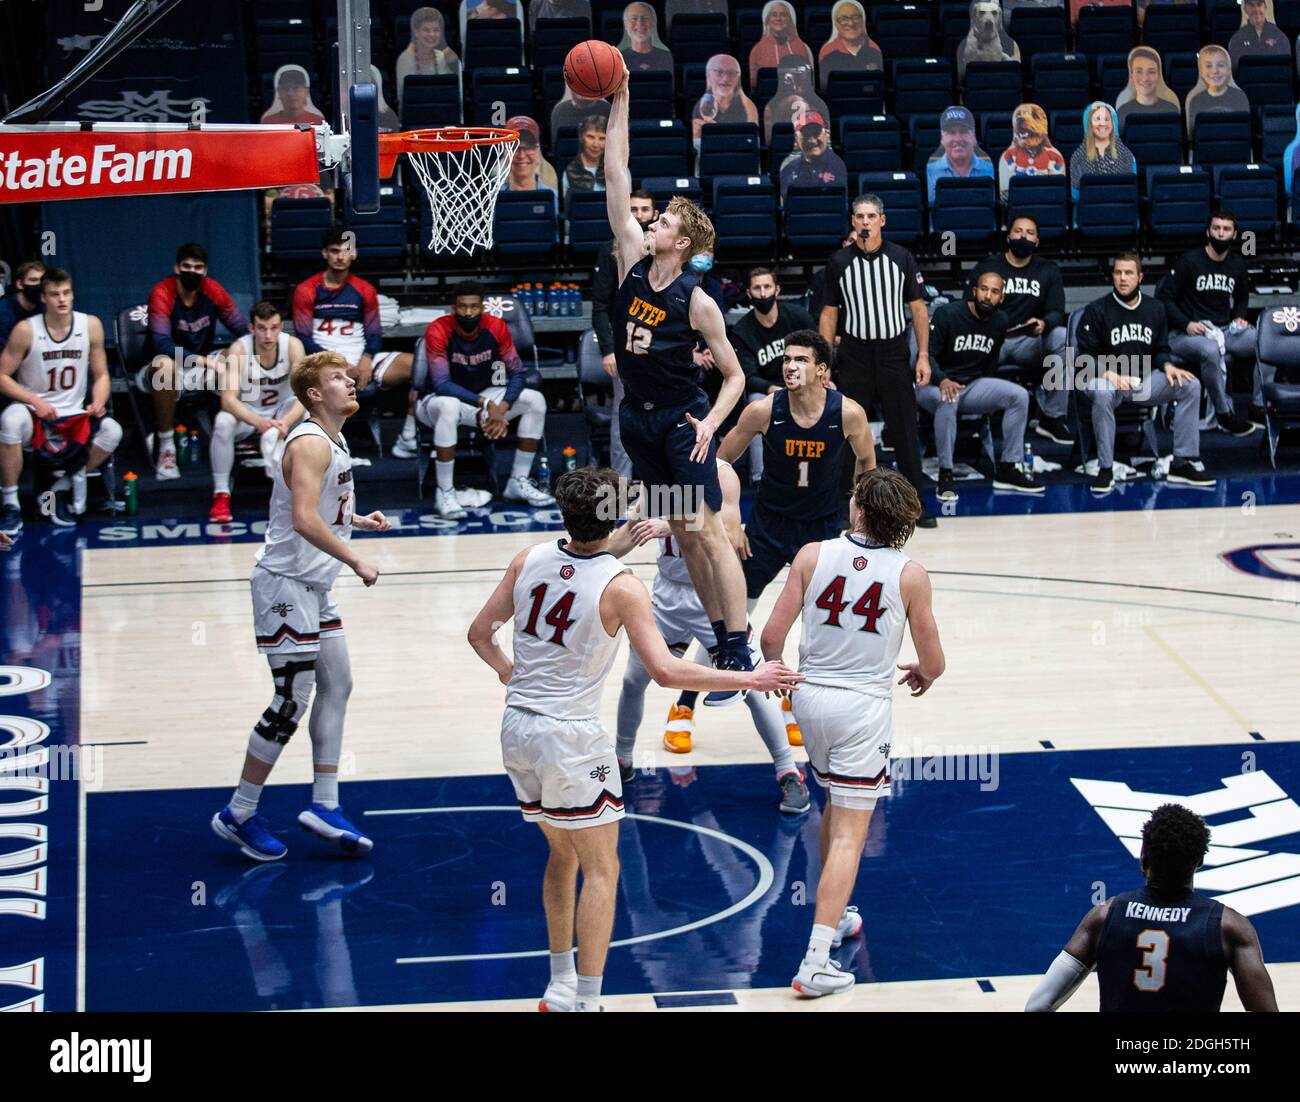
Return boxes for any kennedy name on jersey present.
[1195,273,1236,294]
[1125,902,1192,923]
[952,333,996,354]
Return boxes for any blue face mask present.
[689,254,714,274]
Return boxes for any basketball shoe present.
[663,703,694,753]
[782,695,802,745]
[539,978,577,1012]
[211,806,287,862]
[209,492,232,523]
[703,645,752,707]
[832,905,863,949]
[298,804,373,855]
[792,956,855,997]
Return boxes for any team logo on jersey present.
[853,556,867,571]
[1220,542,1300,581]
[559,564,576,580]
[589,764,611,782]
[270,602,293,618]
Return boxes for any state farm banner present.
[0,126,320,204]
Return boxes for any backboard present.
[337,0,380,215]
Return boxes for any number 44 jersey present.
[507,540,631,720]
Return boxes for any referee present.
[819,194,936,527]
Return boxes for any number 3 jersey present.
[255,419,353,589]
[799,533,909,697]
[20,312,90,416]
[506,540,631,720]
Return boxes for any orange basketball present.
[563,39,626,100]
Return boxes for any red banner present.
[0,127,320,204]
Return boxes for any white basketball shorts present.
[651,576,714,652]
[250,565,344,655]
[500,705,624,830]
[792,682,892,810]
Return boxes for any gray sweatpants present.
[915,376,1028,467]
[1089,372,1201,468]
[1000,327,1070,419]
[1168,326,1255,414]
[610,372,632,480]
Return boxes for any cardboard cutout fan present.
[260,65,325,125]
[1229,0,1290,69]
[956,0,1021,82]
[926,105,995,203]
[818,1,884,89]
[396,6,461,104]
[778,109,848,201]
[998,103,1065,201]
[551,84,611,138]
[1068,100,1135,199]
[763,53,831,144]
[619,2,675,75]
[1115,46,1181,128]
[502,114,559,192]
[1186,45,1251,136]
[1282,102,1300,208]
[749,2,815,89]
[692,54,759,144]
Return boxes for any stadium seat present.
[492,190,560,260]
[873,4,933,59]
[981,113,1013,157]
[628,118,690,182]
[839,114,903,174]
[1076,5,1134,55]
[596,8,623,44]
[628,71,674,120]
[564,190,609,260]
[1095,53,1131,103]
[112,303,154,458]
[340,184,407,262]
[1146,166,1212,242]
[488,292,543,389]
[469,68,535,127]
[1122,112,1184,170]
[680,63,708,104]
[963,62,1024,118]
[269,196,333,262]
[531,17,591,71]
[1050,109,1084,151]
[930,176,998,248]
[641,175,706,211]
[825,71,886,122]
[1141,4,1201,55]
[806,7,834,50]
[400,74,462,129]
[753,68,778,105]
[939,2,970,57]
[1162,52,1200,104]
[698,124,761,181]
[736,7,764,64]
[1256,302,1300,467]
[463,16,523,69]
[1006,175,1069,243]
[892,58,955,125]
[552,125,579,169]
[711,175,778,256]
[576,330,613,467]
[1030,53,1091,114]
[541,67,567,122]
[1192,111,1253,170]
[1235,55,1296,115]
[1010,5,1069,62]
[667,12,728,66]
[1209,0,1245,45]
[1215,163,1279,240]
[255,17,314,83]
[1278,0,1300,35]
[1074,174,1139,238]
[769,123,795,186]
[782,184,850,256]
[909,117,942,175]
[1259,104,1296,173]
[858,171,925,246]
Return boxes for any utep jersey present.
[506,541,631,721]
[20,312,90,416]
[1097,887,1227,1012]
[759,389,847,519]
[614,256,705,406]
[256,419,353,590]
[799,534,909,696]
[292,273,382,366]
[234,333,293,412]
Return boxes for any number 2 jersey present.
[613,255,705,407]
[232,333,296,417]
[255,419,354,590]
[799,533,909,697]
[1096,886,1227,1012]
[20,311,90,416]
[506,540,631,721]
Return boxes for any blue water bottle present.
[1023,442,1034,473]
[567,284,579,316]
[547,283,560,317]
[536,452,551,489]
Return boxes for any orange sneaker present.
[782,695,802,746]
[662,703,694,753]
[209,492,232,524]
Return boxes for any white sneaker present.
[792,956,855,998]
[155,449,180,480]
[435,487,466,519]
[390,432,419,459]
[504,475,555,507]
[831,905,863,949]
[456,487,492,509]
[538,979,576,1012]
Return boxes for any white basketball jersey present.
[255,419,353,589]
[655,530,692,586]
[799,534,910,697]
[311,318,365,366]
[21,312,90,417]
[506,540,631,720]
[236,333,293,413]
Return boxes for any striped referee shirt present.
[824,240,926,341]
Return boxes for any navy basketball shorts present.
[742,502,843,600]
[618,392,723,516]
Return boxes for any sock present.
[1,485,17,508]
[575,974,602,1010]
[511,449,534,480]
[549,949,577,983]
[435,460,454,492]
[806,923,835,967]
[400,413,415,438]
[71,471,87,514]
[726,631,750,663]
[230,778,262,823]
[213,474,230,495]
[676,690,698,710]
[711,621,727,653]
[313,771,340,809]
[159,435,176,457]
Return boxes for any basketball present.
[563,39,626,100]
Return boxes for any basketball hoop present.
[380,127,519,256]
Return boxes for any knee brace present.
[250,656,316,760]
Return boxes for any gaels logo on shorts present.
[1220,542,1300,582]
[589,764,611,782]
[559,564,576,580]
[852,556,868,571]
[270,602,293,618]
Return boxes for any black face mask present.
[1116,285,1141,304]
[1007,237,1036,260]
[17,285,41,306]
[973,300,998,319]
[177,270,203,292]
[750,294,777,315]
[455,313,480,334]
[1206,233,1235,256]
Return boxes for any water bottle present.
[175,424,189,466]
[123,471,138,516]
[547,283,560,317]
[568,284,580,317]
[562,445,577,472]
[1023,442,1034,474]
[536,452,551,489]
[527,282,540,316]
[189,428,201,465]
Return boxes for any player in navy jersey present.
[1026,803,1277,1012]
[605,65,756,686]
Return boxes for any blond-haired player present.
[212,351,391,862]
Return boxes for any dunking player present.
[762,468,945,997]
[468,467,802,1012]
[1026,803,1278,1012]
[605,67,755,685]
[613,459,813,815]
[208,301,306,523]
[212,351,391,862]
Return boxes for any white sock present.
[435,460,454,492]
[400,414,415,438]
[806,923,835,967]
[230,778,262,823]
[575,973,602,1010]
[313,771,339,809]
[1,485,17,508]
[212,474,230,495]
[159,436,176,457]
[511,449,534,480]
[549,950,576,983]
[71,471,87,514]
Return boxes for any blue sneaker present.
[211,806,287,862]
[703,647,753,708]
[297,803,373,856]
